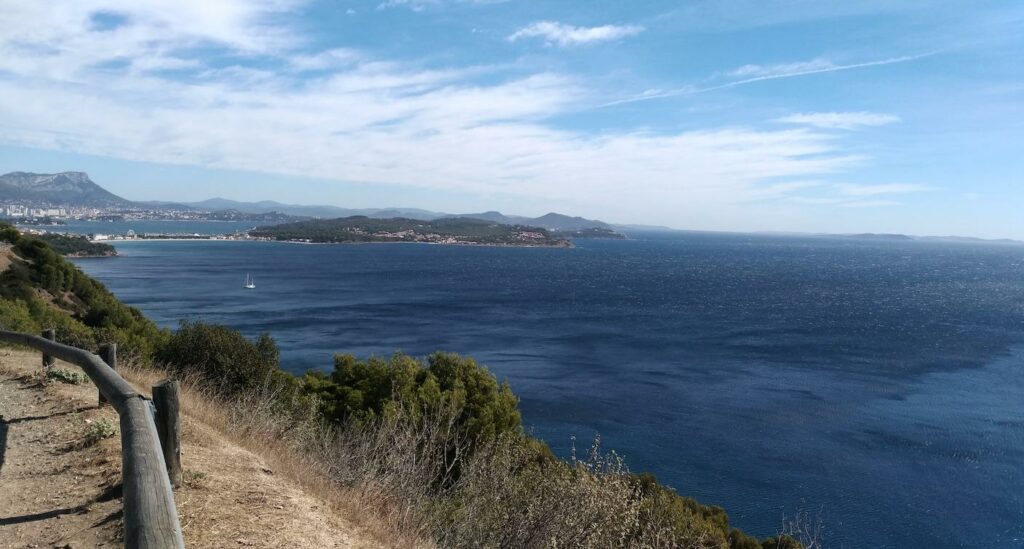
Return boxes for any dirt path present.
[0,350,122,548]
[0,349,380,548]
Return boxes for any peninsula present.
[249,216,573,247]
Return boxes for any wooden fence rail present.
[0,329,185,549]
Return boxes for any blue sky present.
[0,1,1021,237]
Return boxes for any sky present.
[0,1,1021,237]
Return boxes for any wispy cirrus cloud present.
[717,55,930,88]
[601,54,930,107]
[508,21,644,46]
[772,181,933,210]
[775,112,901,130]
[835,183,933,196]
[729,58,838,78]
[377,0,506,11]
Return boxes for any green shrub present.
[34,233,115,257]
[303,351,521,444]
[47,367,90,385]
[0,298,40,333]
[156,320,301,402]
[83,418,117,447]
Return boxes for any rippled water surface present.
[72,232,1024,547]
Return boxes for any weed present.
[183,469,209,489]
[82,417,117,447]
[46,367,90,385]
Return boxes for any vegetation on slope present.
[34,233,117,257]
[0,222,166,358]
[250,215,571,246]
[0,223,807,548]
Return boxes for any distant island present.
[551,227,627,240]
[250,216,574,247]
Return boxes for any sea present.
[64,222,1024,548]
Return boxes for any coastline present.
[92,237,575,248]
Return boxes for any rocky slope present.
[0,172,132,207]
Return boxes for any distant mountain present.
[178,198,443,220]
[367,208,443,221]
[134,200,203,211]
[531,213,611,231]
[0,171,132,207]
[176,200,616,230]
[2,171,632,233]
[454,211,530,224]
[611,223,676,232]
[917,235,1023,245]
[452,211,611,231]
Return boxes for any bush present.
[303,351,521,446]
[0,298,39,333]
[34,233,115,257]
[157,320,284,394]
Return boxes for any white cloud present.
[729,58,837,78]
[377,0,505,11]
[509,21,644,46]
[0,0,888,229]
[602,55,927,107]
[721,55,925,86]
[773,182,932,210]
[289,48,362,71]
[775,112,900,130]
[0,0,300,81]
[839,200,901,208]
[835,183,933,196]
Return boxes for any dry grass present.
[118,357,745,548]
[2,348,381,548]
[117,360,424,548]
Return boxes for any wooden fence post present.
[0,329,185,548]
[98,343,117,406]
[41,328,55,371]
[153,379,182,488]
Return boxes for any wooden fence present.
[0,329,185,549]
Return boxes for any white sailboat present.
[244,273,256,289]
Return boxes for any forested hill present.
[249,216,573,247]
[34,233,117,257]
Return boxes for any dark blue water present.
[71,232,1024,548]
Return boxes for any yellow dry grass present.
[117,360,428,548]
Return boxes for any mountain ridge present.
[3,171,620,232]
[0,171,132,207]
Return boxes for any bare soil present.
[0,348,380,548]
[0,247,14,273]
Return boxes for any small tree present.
[157,320,282,395]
